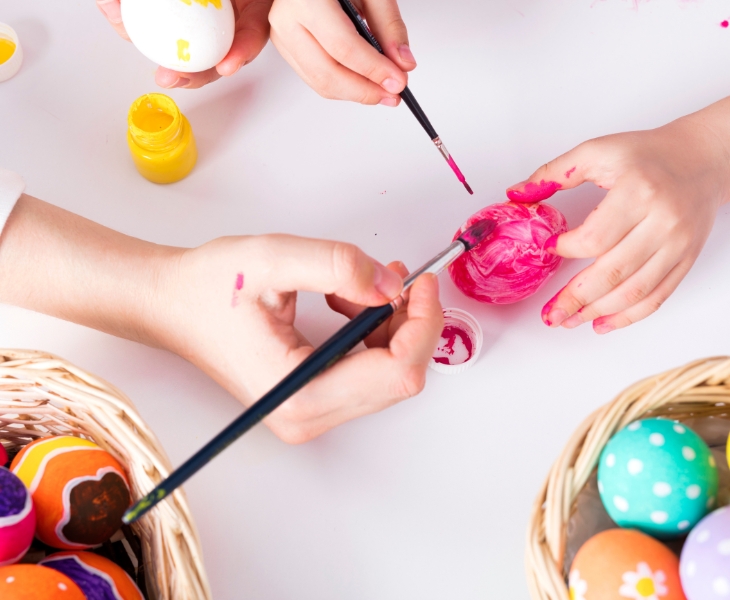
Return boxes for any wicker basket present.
[526,356,730,600]
[0,349,212,600]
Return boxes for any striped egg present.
[41,551,144,600]
[0,564,86,599]
[0,467,35,565]
[10,436,131,549]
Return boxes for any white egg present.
[122,0,235,72]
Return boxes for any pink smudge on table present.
[432,324,474,365]
[565,167,576,179]
[449,202,568,304]
[722,20,729,28]
[231,272,244,307]
[507,180,562,203]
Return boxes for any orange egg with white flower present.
[569,529,685,600]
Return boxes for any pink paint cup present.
[429,308,483,375]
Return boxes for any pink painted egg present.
[0,467,35,566]
[448,202,567,304]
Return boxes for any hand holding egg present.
[98,0,273,89]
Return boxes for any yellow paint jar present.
[127,93,197,184]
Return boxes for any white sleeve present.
[0,168,25,238]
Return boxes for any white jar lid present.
[429,308,483,375]
[0,23,23,83]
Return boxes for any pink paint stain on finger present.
[231,272,244,308]
[565,166,576,179]
[506,179,562,203]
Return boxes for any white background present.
[2,0,730,597]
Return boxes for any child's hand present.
[159,235,443,443]
[268,0,416,106]
[506,115,730,334]
[96,0,272,88]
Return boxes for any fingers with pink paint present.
[269,0,415,106]
[518,107,730,333]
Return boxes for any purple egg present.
[680,507,730,599]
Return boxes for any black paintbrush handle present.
[123,302,395,523]
[337,0,439,140]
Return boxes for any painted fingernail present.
[379,97,398,107]
[163,77,190,89]
[544,235,558,255]
[594,321,615,335]
[381,78,402,94]
[541,292,559,324]
[398,44,416,65]
[97,0,123,23]
[373,262,403,299]
[506,180,562,203]
[561,313,584,329]
[547,308,569,327]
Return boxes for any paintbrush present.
[123,219,496,524]
[336,0,473,195]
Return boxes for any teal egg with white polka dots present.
[597,418,719,539]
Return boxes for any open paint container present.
[429,308,483,375]
[0,23,22,83]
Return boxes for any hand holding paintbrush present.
[124,219,496,523]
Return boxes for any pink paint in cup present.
[429,308,483,375]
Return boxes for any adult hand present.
[269,0,416,106]
[506,112,730,334]
[96,0,273,88]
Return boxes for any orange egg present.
[0,564,85,599]
[569,529,685,600]
[10,436,131,549]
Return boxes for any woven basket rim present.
[0,348,213,600]
[525,355,730,600]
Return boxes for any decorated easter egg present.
[122,0,235,72]
[448,202,567,304]
[11,436,131,549]
[41,551,144,600]
[679,507,730,600]
[597,419,718,538]
[0,443,7,467]
[570,528,685,600]
[0,467,35,565]
[0,564,86,599]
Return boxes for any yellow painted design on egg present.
[179,0,223,8]
[635,577,655,597]
[0,38,16,65]
[12,437,99,491]
[177,39,190,61]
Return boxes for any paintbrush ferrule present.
[433,137,449,161]
[389,240,465,311]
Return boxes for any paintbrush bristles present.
[459,219,497,250]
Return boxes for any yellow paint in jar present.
[127,93,197,184]
[0,38,16,65]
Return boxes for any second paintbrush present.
[336,0,473,195]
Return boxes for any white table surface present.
[3,0,730,597]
